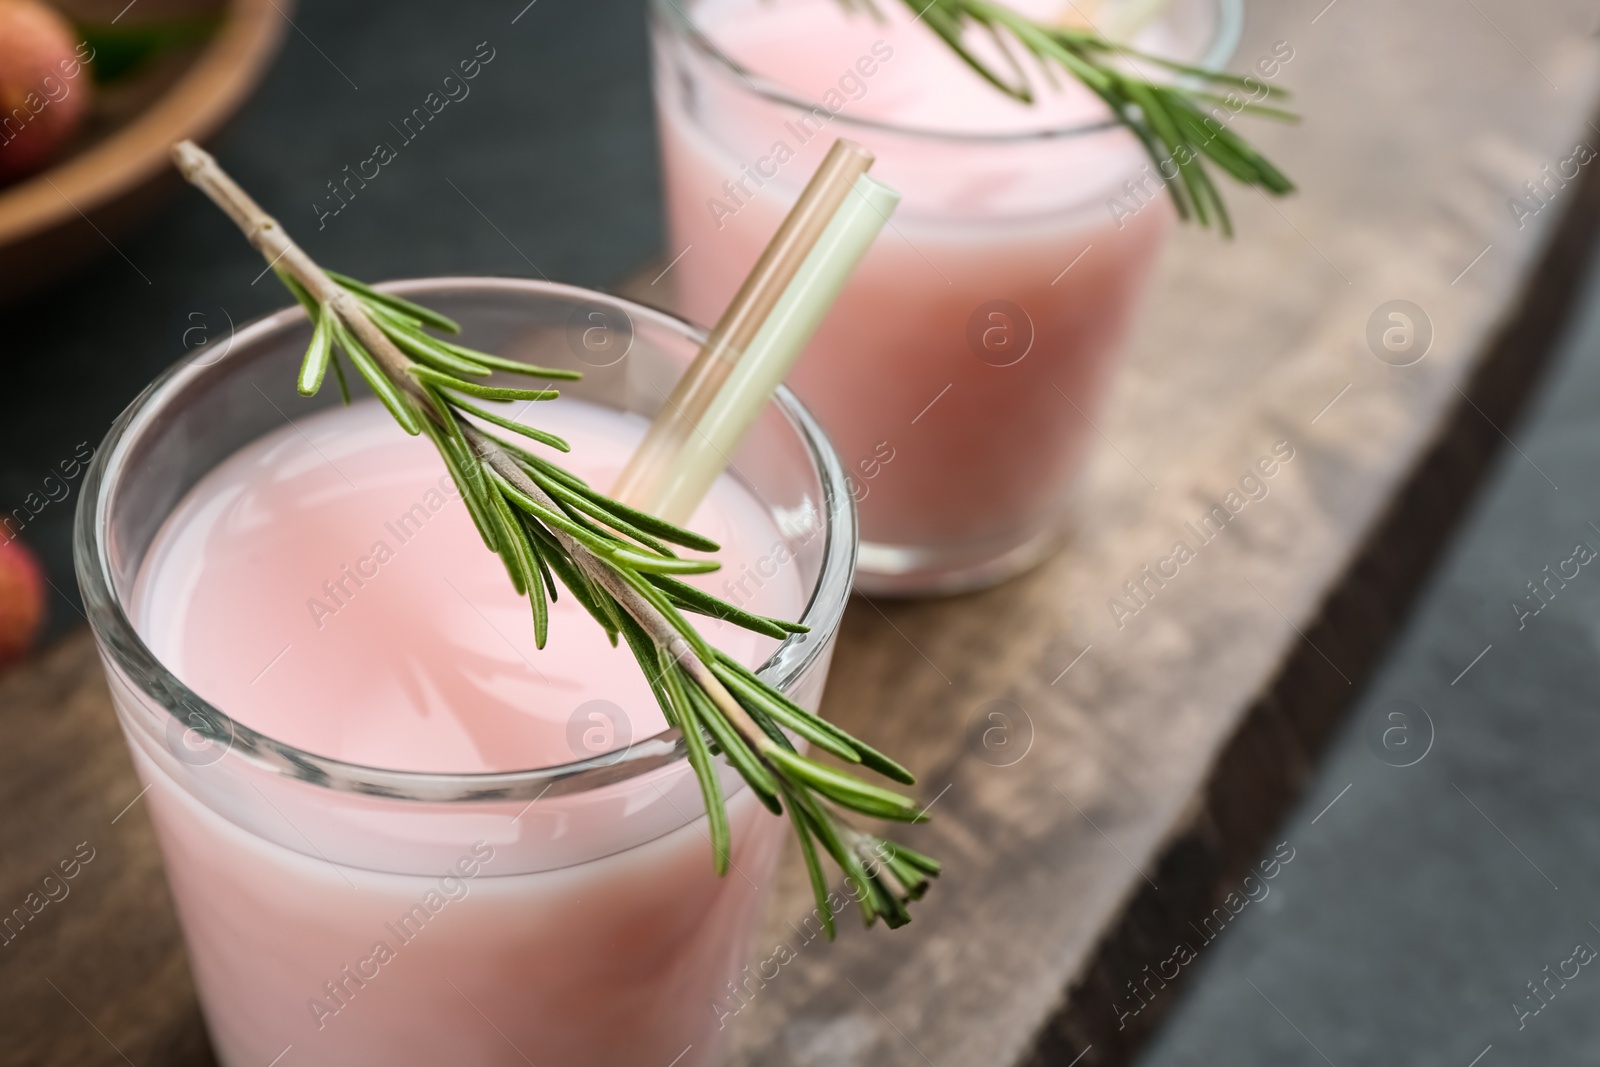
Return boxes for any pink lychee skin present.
[0,0,92,182]
[0,537,46,666]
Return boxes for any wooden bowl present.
[0,0,285,302]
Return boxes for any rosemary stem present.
[172,139,781,768]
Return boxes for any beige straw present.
[610,138,877,511]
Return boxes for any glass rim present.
[74,276,859,804]
[649,0,1244,145]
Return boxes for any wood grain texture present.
[0,633,214,1066]
[4,1,1600,1065]
[675,2,1600,1064]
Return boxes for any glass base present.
[854,519,1068,597]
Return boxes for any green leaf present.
[789,789,881,927]
[411,365,560,402]
[613,565,717,664]
[329,271,462,334]
[784,788,836,939]
[618,614,678,729]
[738,693,801,753]
[682,681,782,810]
[417,416,500,552]
[1188,90,1299,123]
[330,350,353,406]
[606,547,719,576]
[492,471,621,558]
[881,839,943,877]
[711,651,915,783]
[523,521,557,607]
[328,318,422,434]
[710,660,861,763]
[485,484,532,598]
[651,575,805,640]
[374,315,493,378]
[274,268,319,317]
[548,481,721,553]
[445,396,573,452]
[437,340,584,381]
[529,520,624,641]
[663,659,731,874]
[298,311,333,396]
[1122,77,1212,229]
[763,747,923,823]
[526,472,680,555]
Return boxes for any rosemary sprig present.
[172,142,938,933]
[867,0,1296,234]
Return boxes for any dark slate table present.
[1135,205,1600,1067]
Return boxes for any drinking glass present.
[75,278,857,1067]
[652,0,1240,593]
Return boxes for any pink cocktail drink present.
[77,281,858,1066]
[653,0,1235,592]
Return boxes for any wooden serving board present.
[5,1,1600,1064]
[646,3,1600,1064]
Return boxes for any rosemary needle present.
[861,0,1297,235]
[172,140,937,933]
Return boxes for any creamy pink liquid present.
[135,397,799,772]
[658,0,1185,584]
[122,397,808,1066]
